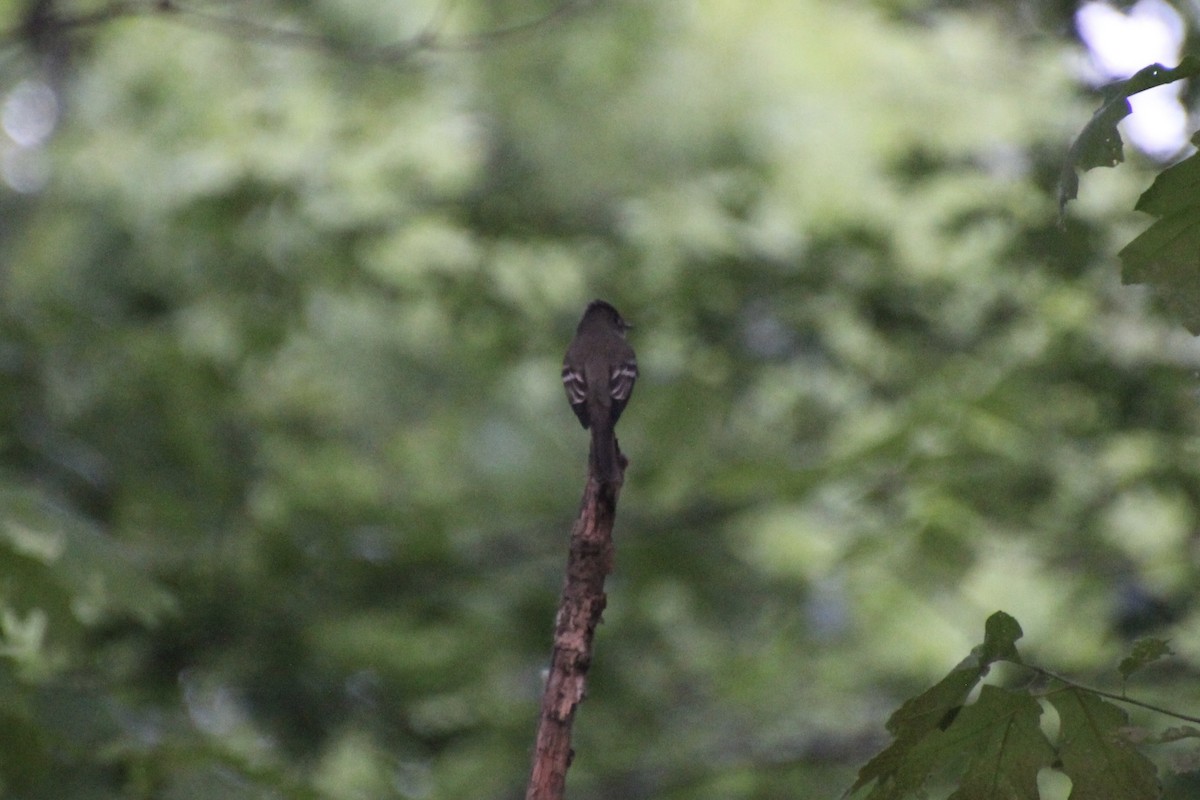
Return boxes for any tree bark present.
[525,451,624,800]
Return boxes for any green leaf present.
[1057,93,1129,213]
[1057,79,1135,216]
[941,686,1055,800]
[1048,688,1160,800]
[1118,162,1200,334]
[1132,144,1200,217]
[850,657,987,798]
[979,611,1023,665]
[849,613,1026,798]
[1118,638,1174,682]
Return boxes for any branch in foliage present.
[526,449,627,800]
[1028,665,1200,727]
[2,0,595,67]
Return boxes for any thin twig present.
[0,0,594,66]
[1023,663,1200,726]
[160,2,354,57]
[421,0,587,52]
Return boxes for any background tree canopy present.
[2,0,1200,797]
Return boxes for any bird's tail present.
[589,415,620,484]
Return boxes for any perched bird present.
[562,300,638,483]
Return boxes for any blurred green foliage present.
[0,0,1199,798]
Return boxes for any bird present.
[562,300,638,483]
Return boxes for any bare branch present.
[526,447,627,800]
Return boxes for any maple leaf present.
[1049,688,1160,800]
[1119,145,1200,333]
[848,612,1025,799]
[942,686,1054,800]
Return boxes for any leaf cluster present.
[1061,56,1200,333]
[852,612,1167,800]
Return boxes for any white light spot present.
[2,147,48,194]
[2,80,58,148]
